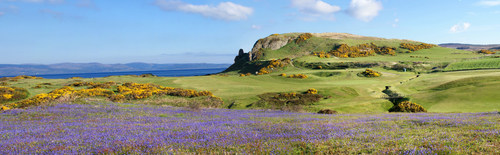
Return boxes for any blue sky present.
[1,0,500,64]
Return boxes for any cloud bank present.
[348,0,383,22]
[155,0,253,21]
[291,0,341,15]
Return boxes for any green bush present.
[254,90,323,110]
[382,89,410,104]
[318,109,337,114]
[390,64,414,72]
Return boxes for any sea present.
[1,68,227,79]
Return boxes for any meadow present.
[1,103,498,154]
[1,33,499,154]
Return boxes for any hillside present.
[225,33,494,74]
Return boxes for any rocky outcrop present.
[249,34,296,61]
[234,49,249,62]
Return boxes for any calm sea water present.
[5,68,227,79]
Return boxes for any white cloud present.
[291,0,340,15]
[155,0,253,21]
[450,22,471,33]
[251,24,261,30]
[348,0,383,22]
[478,0,500,6]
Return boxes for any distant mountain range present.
[0,63,231,76]
[439,43,500,51]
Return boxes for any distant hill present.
[439,43,500,51]
[0,63,230,76]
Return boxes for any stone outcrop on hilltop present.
[249,34,296,61]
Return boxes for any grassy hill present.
[2,33,499,113]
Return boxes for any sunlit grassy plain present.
[4,67,500,113]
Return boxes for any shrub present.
[478,49,496,54]
[9,82,223,109]
[327,43,396,58]
[255,91,323,109]
[318,109,337,114]
[279,73,287,77]
[376,46,396,56]
[0,82,8,86]
[306,88,318,94]
[400,43,435,51]
[0,106,9,111]
[12,75,43,80]
[389,101,427,113]
[390,64,414,72]
[382,89,410,104]
[139,73,157,77]
[256,58,291,75]
[312,51,331,58]
[110,94,126,102]
[240,74,246,77]
[359,69,381,77]
[69,82,94,87]
[33,83,52,89]
[288,74,308,79]
[295,33,313,44]
[0,86,29,104]
[68,81,116,89]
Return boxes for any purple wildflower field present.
[0,103,499,154]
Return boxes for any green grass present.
[397,70,500,113]
[444,57,500,71]
[3,34,499,113]
[3,68,500,113]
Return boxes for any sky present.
[1,0,500,64]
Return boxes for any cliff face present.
[248,34,297,61]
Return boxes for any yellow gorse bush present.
[360,69,381,77]
[400,43,435,51]
[252,58,291,75]
[0,86,29,104]
[306,88,318,94]
[288,74,308,79]
[295,33,313,44]
[0,106,9,111]
[325,43,397,58]
[6,82,221,109]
